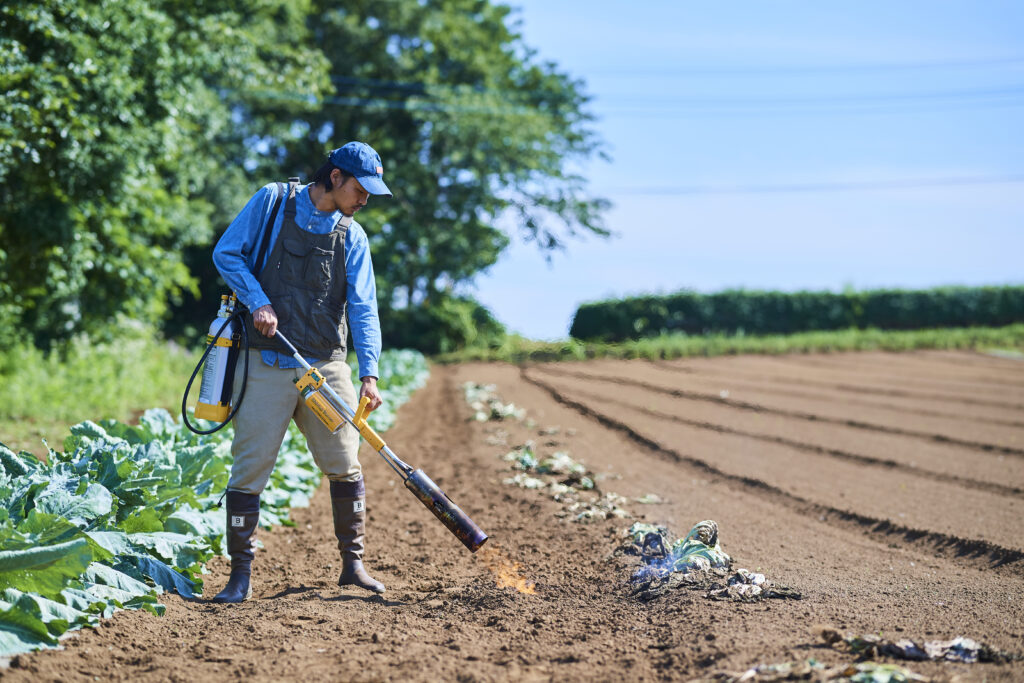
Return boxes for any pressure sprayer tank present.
[195,295,239,422]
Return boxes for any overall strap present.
[283,176,300,223]
[254,182,286,277]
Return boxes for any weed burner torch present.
[275,330,488,553]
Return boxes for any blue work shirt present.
[213,182,381,379]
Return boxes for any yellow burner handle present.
[353,396,387,452]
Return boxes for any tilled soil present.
[4,350,1023,682]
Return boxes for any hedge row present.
[569,286,1024,342]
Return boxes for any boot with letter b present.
[330,478,385,594]
[213,490,260,603]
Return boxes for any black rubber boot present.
[330,478,385,594]
[213,490,260,603]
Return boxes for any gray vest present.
[245,181,349,361]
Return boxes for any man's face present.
[332,172,369,216]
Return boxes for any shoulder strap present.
[254,182,286,277]
[283,176,300,222]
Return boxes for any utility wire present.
[330,72,1024,104]
[249,84,1024,118]
[603,96,1024,118]
[330,57,1024,91]
[587,56,1024,77]
[609,83,1024,106]
[607,174,1024,196]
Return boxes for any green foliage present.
[300,0,607,307]
[0,322,427,455]
[382,295,506,354]
[3,1,606,352]
[0,417,224,656]
[569,286,1024,342]
[0,0,331,349]
[171,0,608,345]
[0,539,94,596]
[0,347,429,656]
[437,324,1024,364]
[349,349,430,431]
[0,327,197,425]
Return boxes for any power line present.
[601,96,1024,118]
[328,58,1024,95]
[330,74,591,104]
[330,72,1024,104]
[588,56,1024,77]
[247,84,1024,118]
[607,174,1024,196]
[610,83,1024,107]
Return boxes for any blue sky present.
[468,1,1024,339]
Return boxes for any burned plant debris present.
[619,521,802,603]
[815,626,1023,665]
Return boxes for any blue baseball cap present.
[328,141,392,197]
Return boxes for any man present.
[210,141,392,602]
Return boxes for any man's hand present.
[359,377,383,413]
[252,304,278,337]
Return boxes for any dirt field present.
[4,350,1023,681]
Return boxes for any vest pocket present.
[279,239,335,295]
[278,238,309,286]
[273,294,320,352]
[308,299,346,351]
[307,247,334,295]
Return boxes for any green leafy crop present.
[0,348,429,656]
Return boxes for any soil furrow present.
[652,359,1024,419]
[737,353,1024,400]
[538,364,1024,458]
[651,361,1024,428]
[681,353,1024,404]
[654,371,1024,448]
[560,382,1024,500]
[457,361,1024,680]
[924,349,1024,371]
[533,373,1024,552]
[539,370,1023,491]
[780,350,1024,384]
[522,368,1024,575]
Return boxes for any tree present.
[0,0,329,348]
[2,0,608,352]
[239,0,609,315]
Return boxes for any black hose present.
[181,311,250,435]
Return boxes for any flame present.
[478,546,537,594]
